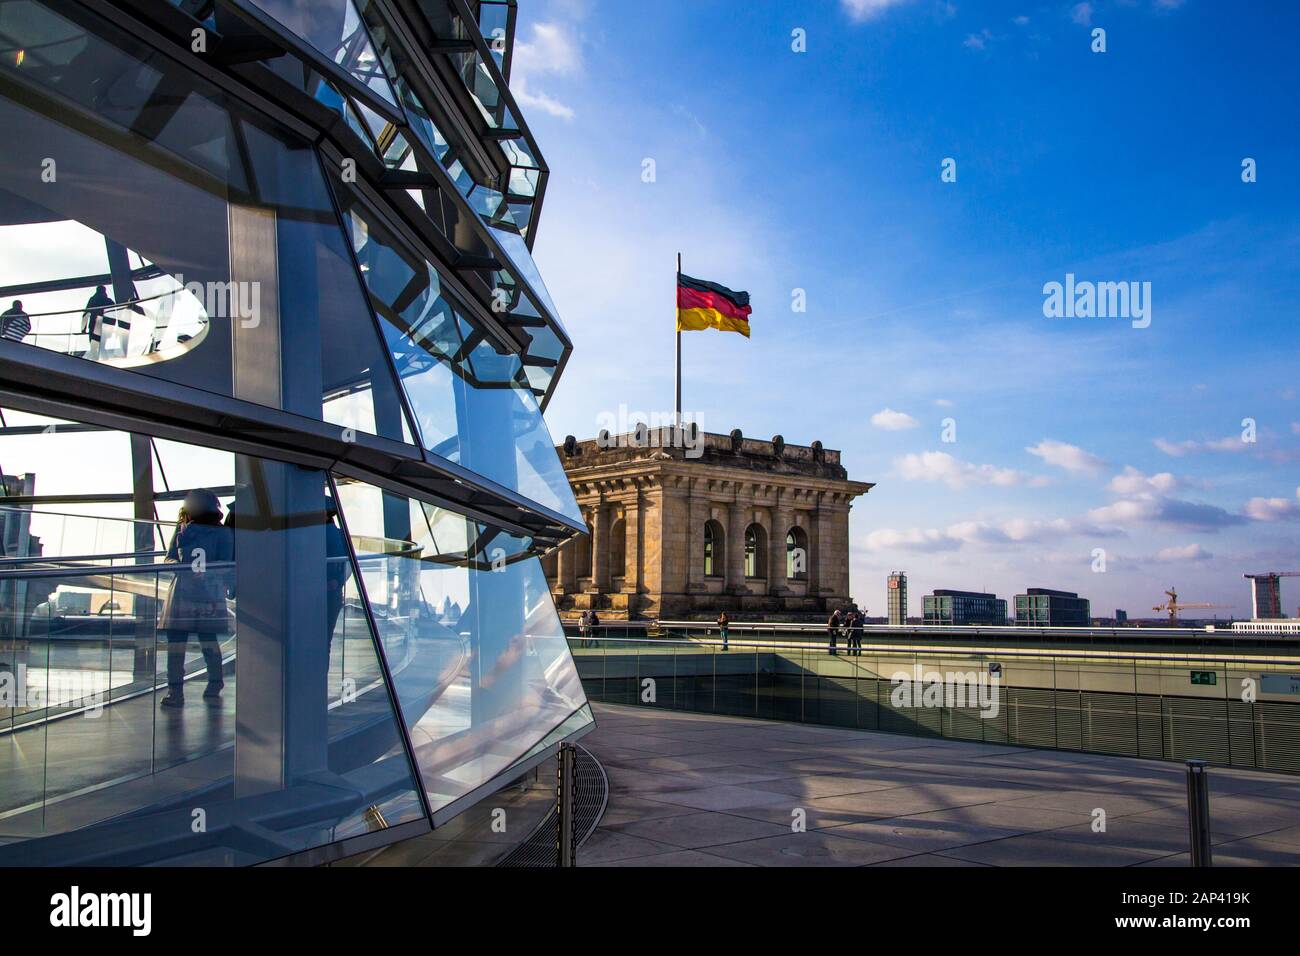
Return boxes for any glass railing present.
[566,630,1300,774]
[0,557,423,863]
[1,283,211,366]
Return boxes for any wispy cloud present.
[1026,439,1106,474]
[1244,488,1300,522]
[1088,496,1247,532]
[1155,543,1213,562]
[895,451,1050,489]
[513,21,582,120]
[841,0,916,22]
[1154,436,1250,457]
[1108,466,1181,496]
[870,408,920,431]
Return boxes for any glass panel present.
[242,0,398,107]
[0,408,425,864]
[335,186,581,522]
[334,476,590,814]
[0,1,414,445]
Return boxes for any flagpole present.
[675,252,682,432]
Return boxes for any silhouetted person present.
[160,490,234,709]
[716,610,730,651]
[1,300,30,342]
[81,285,112,358]
[100,292,143,358]
[827,608,841,656]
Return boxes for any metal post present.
[674,253,682,431]
[1185,759,1212,867]
[557,742,577,867]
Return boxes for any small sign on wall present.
[1190,671,1217,686]
[1261,673,1300,696]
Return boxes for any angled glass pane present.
[0,1,414,447]
[333,185,581,522]
[240,0,398,107]
[333,477,589,814]
[0,408,425,864]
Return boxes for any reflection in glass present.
[335,187,582,522]
[0,0,412,445]
[0,409,424,864]
[333,476,591,813]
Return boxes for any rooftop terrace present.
[578,703,1300,867]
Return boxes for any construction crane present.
[1152,588,1232,624]
[1244,572,1300,619]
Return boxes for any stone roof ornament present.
[729,428,743,453]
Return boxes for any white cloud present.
[864,527,958,552]
[895,451,1049,490]
[963,31,990,50]
[1089,496,1246,532]
[1245,489,1300,522]
[1071,2,1093,25]
[841,0,915,22]
[865,514,1121,553]
[513,22,581,77]
[934,398,954,408]
[1291,422,1300,435]
[1108,466,1179,496]
[870,408,920,431]
[1155,543,1213,562]
[1012,15,1030,26]
[512,21,582,120]
[1026,439,1106,474]
[1154,436,1248,457]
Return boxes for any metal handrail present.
[0,550,168,566]
[565,632,1300,667]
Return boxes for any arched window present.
[703,519,724,577]
[744,523,767,578]
[609,518,626,579]
[574,533,592,580]
[786,527,809,580]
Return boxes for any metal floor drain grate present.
[497,746,608,867]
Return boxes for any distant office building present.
[923,589,1007,626]
[1248,575,1284,620]
[1115,609,1128,624]
[1015,588,1091,626]
[887,572,908,626]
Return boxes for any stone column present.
[769,492,790,597]
[590,501,610,593]
[551,541,566,595]
[813,491,836,597]
[623,490,641,595]
[727,496,747,595]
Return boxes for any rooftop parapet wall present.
[558,428,853,482]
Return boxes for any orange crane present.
[1152,588,1232,624]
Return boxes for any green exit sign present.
[1191,671,1218,686]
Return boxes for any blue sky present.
[516,0,1300,618]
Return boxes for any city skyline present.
[520,0,1300,618]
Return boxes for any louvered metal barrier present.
[570,636,1300,774]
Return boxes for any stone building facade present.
[540,428,873,621]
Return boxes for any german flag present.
[677,273,752,338]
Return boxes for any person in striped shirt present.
[0,300,31,342]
